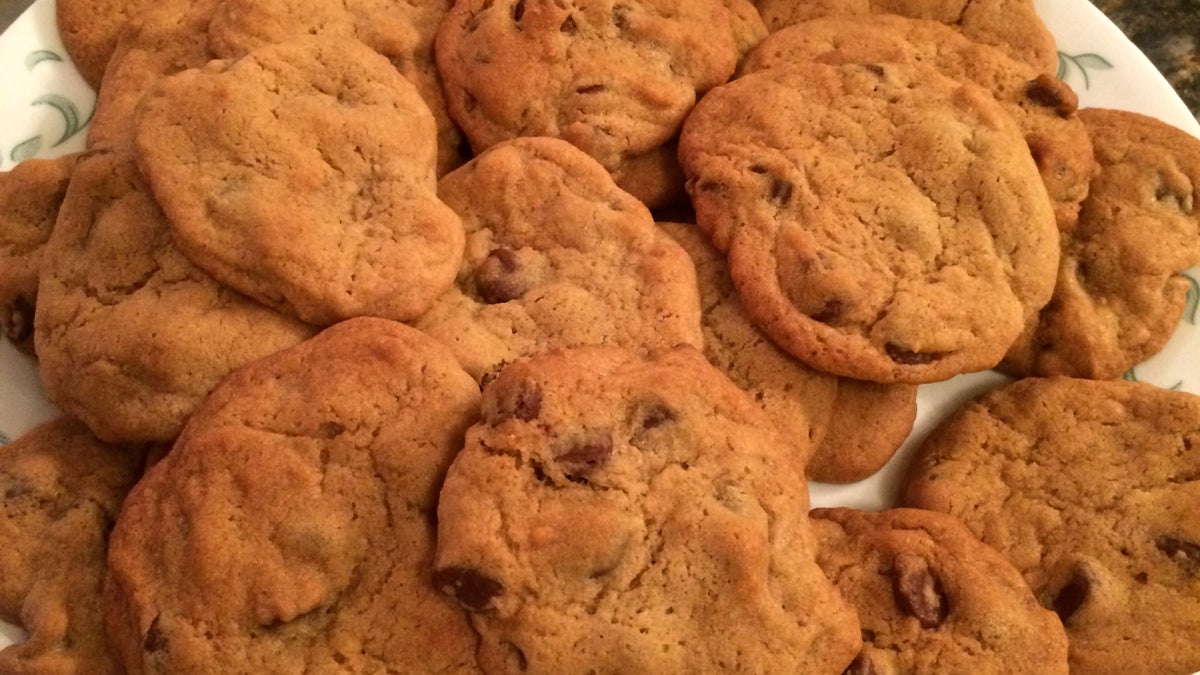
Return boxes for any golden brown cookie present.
[658,221,916,483]
[811,507,1069,674]
[105,317,483,674]
[1001,108,1200,379]
[903,377,1200,675]
[132,36,464,326]
[434,0,767,207]
[0,417,147,675]
[207,0,467,176]
[753,0,1058,75]
[34,149,315,442]
[680,61,1059,383]
[86,0,219,150]
[414,137,703,382]
[0,154,79,354]
[56,0,157,89]
[434,345,861,673]
[739,14,1095,231]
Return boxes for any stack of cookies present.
[1,0,1200,672]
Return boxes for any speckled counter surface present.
[1088,0,1200,119]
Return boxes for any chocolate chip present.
[613,4,631,30]
[1157,536,1200,572]
[1025,74,1079,117]
[560,14,577,32]
[432,566,504,612]
[749,164,769,174]
[768,177,794,205]
[809,298,844,324]
[892,554,947,628]
[885,343,943,365]
[316,421,345,439]
[511,381,543,421]
[862,63,886,77]
[556,433,613,468]
[143,615,167,653]
[3,295,34,344]
[1050,570,1090,622]
[512,0,525,22]
[476,247,528,304]
[843,652,882,675]
[637,403,674,431]
[576,84,606,94]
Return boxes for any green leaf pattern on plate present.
[0,430,8,445]
[1184,272,1199,325]
[1057,51,1115,89]
[7,49,93,164]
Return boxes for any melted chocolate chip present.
[1157,536,1200,572]
[843,652,881,675]
[768,177,794,205]
[560,14,577,33]
[511,381,543,421]
[556,433,613,467]
[476,247,528,304]
[885,344,943,366]
[809,298,844,324]
[577,84,606,94]
[316,421,346,439]
[512,0,525,22]
[432,567,504,612]
[1025,74,1079,118]
[143,615,167,653]
[892,555,948,628]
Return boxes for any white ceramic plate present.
[1,0,1199,655]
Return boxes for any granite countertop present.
[1089,0,1200,119]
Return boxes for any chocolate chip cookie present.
[105,317,483,673]
[739,14,1095,231]
[57,0,157,88]
[680,61,1059,383]
[903,376,1200,675]
[133,36,464,325]
[414,137,703,381]
[659,220,916,483]
[811,507,1069,674]
[34,149,315,442]
[207,0,466,176]
[753,0,1058,75]
[434,345,861,673]
[434,0,767,207]
[0,153,79,354]
[1002,108,1200,379]
[0,417,147,675]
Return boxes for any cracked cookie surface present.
[680,61,1059,383]
[811,507,1069,674]
[433,345,860,674]
[105,317,483,674]
[414,138,703,382]
[133,36,464,325]
[1001,108,1200,380]
[903,376,1200,675]
[434,0,766,206]
[0,418,147,675]
[740,14,1094,232]
[33,150,315,443]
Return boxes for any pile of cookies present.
[1,0,1200,672]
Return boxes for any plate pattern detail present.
[1057,50,1115,89]
[7,48,93,163]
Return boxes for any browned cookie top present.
[57,0,158,88]
[1002,108,1200,380]
[133,36,464,326]
[903,377,1200,675]
[680,62,1059,383]
[0,418,147,675]
[740,14,1094,232]
[105,317,483,674]
[415,137,703,382]
[659,220,916,483]
[753,0,1057,75]
[434,346,861,673]
[812,507,1069,674]
[434,0,766,206]
[0,154,79,354]
[86,0,219,150]
[207,0,466,176]
[34,150,315,443]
